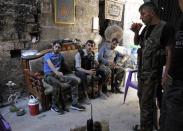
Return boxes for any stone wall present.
[0,0,41,41]
[0,0,41,102]
[40,0,99,45]
[0,53,24,103]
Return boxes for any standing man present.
[159,0,183,131]
[44,40,86,114]
[98,38,124,94]
[131,2,174,131]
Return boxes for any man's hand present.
[94,61,99,67]
[55,71,64,77]
[161,74,172,89]
[130,22,143,34]
[161,74,168,88]
[108,61,116,68]
[87,69,96,75]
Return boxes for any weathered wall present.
[0,0,100,102]
[0,0,41,41]
[0,0,41,102]
[40,0,99,45]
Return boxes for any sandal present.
[16,108,26,116]
[133,124,141,131]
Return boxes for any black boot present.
[111,80,116,93]
[111,87,116,93]
[102,83,108,93]
[114,80,123,94]
[115,87,124,94]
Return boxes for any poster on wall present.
[54,0,75,24]
[105,0,124,21]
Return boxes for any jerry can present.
[28,95,39,116]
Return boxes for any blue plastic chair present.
[123,69,138,103]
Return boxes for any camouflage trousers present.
[97,65,111,93]
[44,74,79,106]
[98,65,125,92]
[138,77,159,131]
[159,79,183,131]
[112,67,125,88]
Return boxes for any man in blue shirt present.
[44,40,85,114]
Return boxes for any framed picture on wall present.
[54,0,75,24]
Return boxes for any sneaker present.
[16,108,26,116]
[51,106,59,112]
[70,103,86,111]
[51,106,64,114]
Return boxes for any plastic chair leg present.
[123,85,129,103]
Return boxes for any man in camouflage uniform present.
[131,2,174,131]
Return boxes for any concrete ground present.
[0,88,139,131]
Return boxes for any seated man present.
[75,40,108,100]
[98,38,125,93]
[43,40,86,114]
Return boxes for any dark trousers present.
[159,80,183,131]
[75,70,88,92]
[138,77,159,131]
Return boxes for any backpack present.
[0,114,11,131]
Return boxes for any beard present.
[142,16,152,25]
[87,48,92,53]
[142,20,151,25]
[54,50,59,54]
